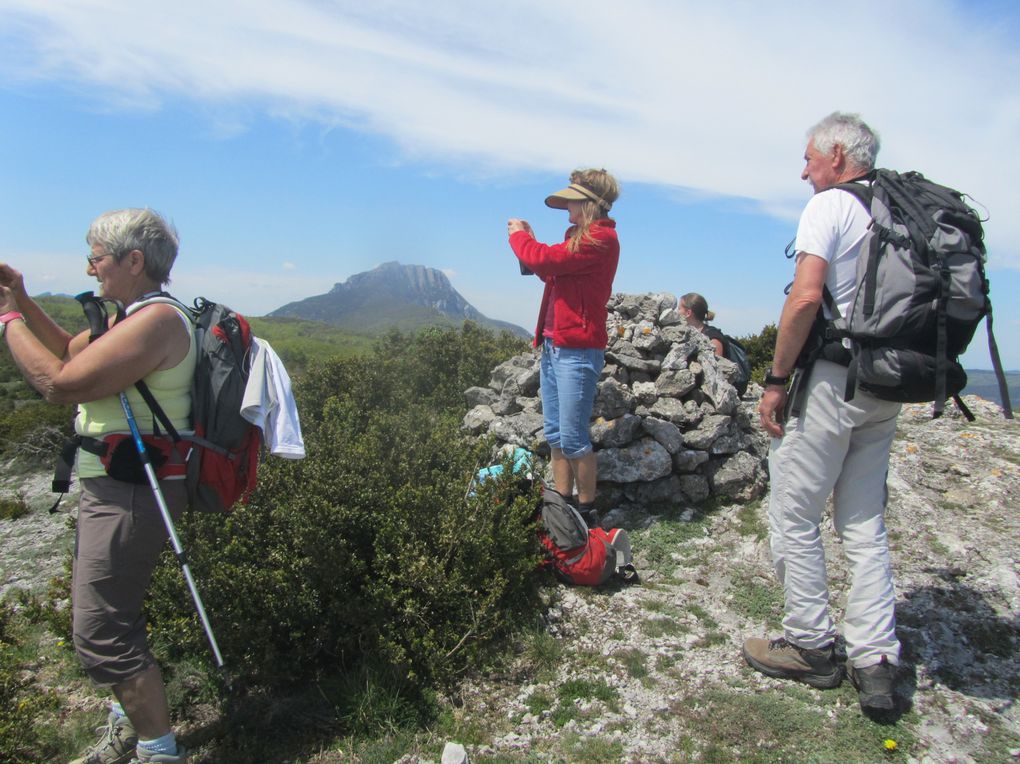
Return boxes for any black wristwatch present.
[763,368,791,387]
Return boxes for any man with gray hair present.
[742,112,900,718]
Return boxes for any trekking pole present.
[118,390,226,668]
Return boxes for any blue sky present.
[1,1,1018,369]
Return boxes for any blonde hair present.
[680,293,714,322]
[566,168,620,253]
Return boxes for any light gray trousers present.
[768,360,902,668]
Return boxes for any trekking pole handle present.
[75,291,109,343]
[75,292,126,342]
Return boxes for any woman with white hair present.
[0,208,194,763]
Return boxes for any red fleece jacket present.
[509,219,619,349]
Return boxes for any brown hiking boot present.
[70,711,137,764]
[742,636,843,689]
[847,655,898,716]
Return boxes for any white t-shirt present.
[794,186,871,320]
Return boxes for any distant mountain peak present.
[270,261,529,338]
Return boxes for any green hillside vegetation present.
[245,315,376,369]
[276,296,524,339]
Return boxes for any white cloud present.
[282,261,297,271]
[2,0,1019,261]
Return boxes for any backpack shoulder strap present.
[126,293,197,323]
[834,172,876,210]
[121,293,195,442]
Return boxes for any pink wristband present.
[0,311,25,325]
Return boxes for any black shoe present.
[847,656,897,717]
[577,504,600,528]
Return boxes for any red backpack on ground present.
[472,450,637,587]
[538,487,637,586]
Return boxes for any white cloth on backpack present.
[794,187,871,320]
[241,338,305,458]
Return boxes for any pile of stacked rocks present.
[462,293,769,524]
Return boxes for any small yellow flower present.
[884,739,898,751]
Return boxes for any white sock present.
[137,731,178,756]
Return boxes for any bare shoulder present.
[120,301,192,341]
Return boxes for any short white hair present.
[86,208,178,285]
[807,112,880,171]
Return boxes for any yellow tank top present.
[75,305,197,478]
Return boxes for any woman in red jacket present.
[507,168,620,525]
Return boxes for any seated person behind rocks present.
[678,292,727,357]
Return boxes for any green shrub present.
[15,563,73,646]
[144,324,541,730]
[0,492,30,520]
[737,322,778,385]
[0,400,75,462]
[0,601,61,763]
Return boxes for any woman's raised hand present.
[507,218,533,236]
[0,264,26,306]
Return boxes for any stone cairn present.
[462,293,769,527]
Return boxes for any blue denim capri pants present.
[540,338,605,459]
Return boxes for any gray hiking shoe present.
[847,656,898,716]
[70,711,137,764]
[129,744,188,763]
[742,636,843,689]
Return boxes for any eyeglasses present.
[86,252,113,268]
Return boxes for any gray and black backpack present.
[798,169,1012,420]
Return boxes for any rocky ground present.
[3,396,1019,763]
[422,396,1020,763]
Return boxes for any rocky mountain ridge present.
[269,261,529,337]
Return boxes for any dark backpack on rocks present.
[801,169,1012,420]
[702,325,750,396]
[723,337,751,397]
